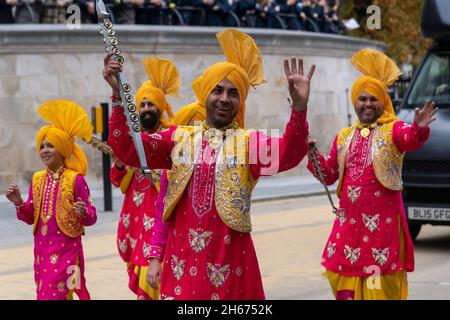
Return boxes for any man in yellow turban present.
[5,100,97,300]
[104,29,314,299]
[108,57,180,300]
[306,48,438,300]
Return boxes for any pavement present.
[1,187,450,300]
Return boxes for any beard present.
[140,110,159,130]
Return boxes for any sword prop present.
[308,142,347,218]
[96,0,151,178]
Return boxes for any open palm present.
[284,58,316,112]
[414,101,438,128]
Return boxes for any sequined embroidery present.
[344,245,361,264]
[50,253,59,265]
[118,239,127,254]
[122,213,130,229]
[143,214,154,232]
[347,186,362,204]
[372,247,389,266]
[171,255,186,281]
[327,242,336,258]
[142,242,150,258]
[132,190,145,207]
[362,213,380,233]
[206,263,231,289]
[188,228,213,253]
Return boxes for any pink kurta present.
[307,121,429,277]
[110,164,158,299]
[16,168,97,300]
[109,106,309,299]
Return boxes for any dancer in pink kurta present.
[104,30,313,299]
[308,121,429,276]
[109,102,308,300]
[6,100,96,300]
[16,171,96,300]
[307,48,438,300]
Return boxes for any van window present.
[406,51,450,107]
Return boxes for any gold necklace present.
[49,166,65,181]
[357,121,377,138]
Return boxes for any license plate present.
[408,207,450,221]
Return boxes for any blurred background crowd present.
[0,0,347,33]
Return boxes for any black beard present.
[140,111,159,130]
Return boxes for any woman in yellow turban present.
[306,48,438,300]
[6,100,97,300]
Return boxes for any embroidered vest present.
[32,169,84,238]
[163,126,257,233]
[336,121,404,197]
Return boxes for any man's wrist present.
[14,199,24,208]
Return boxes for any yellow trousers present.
[326,214,408,300]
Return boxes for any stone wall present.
[0,25,384,192]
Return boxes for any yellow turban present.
[135,58,180,128]
[350,48,401,124]
[173,102,206,126]
[36,100,93,176]
[191,29,265,128]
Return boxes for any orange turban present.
[350,48,401,124]
[136,58,180,128]
[36,100,93,176]
[173,102,206,126]
[191,29,265,128]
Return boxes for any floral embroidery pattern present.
[206,263,231,289]
[362,214,380,233]
[344,245,361,265]
[347,186,362,204]
[118,239,127,254]
[171,255,186,281]
[143,214,154,232]
[188,228,213,253]
[327,242,336,258]
[122,214,130,229]
[132,191,145,207]
[372,247,389,266]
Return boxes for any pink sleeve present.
[307,135,339,185]
[108,105,175,170]
[149,170,171,261]
[74,175,97,227]
[16,183,35,225]
[392,120,430,153]
[249,109,309,179]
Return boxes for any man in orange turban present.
[108,57,180,300]
[306,48,438,300]
[5,100,97,300]
[105,29,313,299]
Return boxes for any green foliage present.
[340,0,432,66]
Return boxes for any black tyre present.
[408,223,422,241]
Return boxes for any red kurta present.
[109,106,309,299]
[307,121,430,277]
[110,152,159,299]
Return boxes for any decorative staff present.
[96,0,151,178]
[308,141,347,218]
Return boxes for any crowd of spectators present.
[0,0,347,34]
